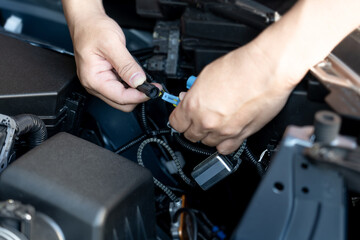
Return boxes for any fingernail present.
[129,72,146,88]
[179,92,186,101]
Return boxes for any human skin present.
[62,0,160,112]
[62,0,360,154]
[169,0,360,154]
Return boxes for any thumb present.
[103,43,146,88]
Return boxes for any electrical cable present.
[174,134,214,156]
[115,134,147,154]
[244,146,265,176]
[137,142,178,201]
[173,208,198,240]
[115,129,171,154]
[137,138,194,186]
[140,103,151,132]
[232,139,247,172]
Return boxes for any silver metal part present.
[0,227,24,240]
[191,153,234,191]
[0,200,35,239]
[310,53,360,117]
[284,125,357,150]
[169,200,182,240]
[0,114,17,172]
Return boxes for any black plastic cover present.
[0,132,156,240]
[0,33,76,118]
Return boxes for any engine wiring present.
[137,138,194,187]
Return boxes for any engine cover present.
[0,132,156,240]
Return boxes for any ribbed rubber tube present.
[13,114,47,149]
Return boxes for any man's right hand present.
[62,0,157,111]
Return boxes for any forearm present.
[61,0,105,36]
[251,0,360,86]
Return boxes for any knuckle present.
[118,62,137,79]
[220,126,237,137]
[201,117,219,131]
[201,138,217,147]
[184,132,198,143]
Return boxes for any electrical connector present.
[191,152,234,190]
[186,75,197,89]
[162,92,180,107]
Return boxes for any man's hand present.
[169,44,296,155]
[170,0,360,155]
[62,0,157,111]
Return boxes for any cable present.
[232,139,247,172]
[137,143,178,201]
[244,146,265,176]
[115,129,171,154]
[174,134,214,156]
[115,134,147,154]
[173,208,198,240]
[137,138,194,186]
[140,103,151,132]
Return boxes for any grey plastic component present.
[0,132,156,240]
[192,153,234,191]
[231,126,346,240]
[314,110,341,143]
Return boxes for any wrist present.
[249,0,360,89]
[62,0,106,37]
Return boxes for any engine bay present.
[0,0,359,239]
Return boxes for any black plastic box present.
[0,33,77,125]
[0,132,156,240]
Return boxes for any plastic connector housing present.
[191,153,234,190]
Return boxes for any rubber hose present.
[13,114,47,149]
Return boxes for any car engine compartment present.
[0,0,359,239]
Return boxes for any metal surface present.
[0,114,17,173]
[0,200,35,239]
[231,126,347,240]
[305,144,360,192]
[310,52,360,118]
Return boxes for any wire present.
[232,139,247,172]
[137,138,194,186]
[258,149,268,163]
[174,134,215,156]
[140,103,151,132]
[115,134,147,154]
[173,208,198,240]
[244,146,265,176]
[137,141,178,201]
[115,129,171,154]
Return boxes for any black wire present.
[244,146,265,176]
[173,208,198,240]
[115,129,171,154]
[174,134,215,156]
[140,103,151,132]
[115,134,147,154]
